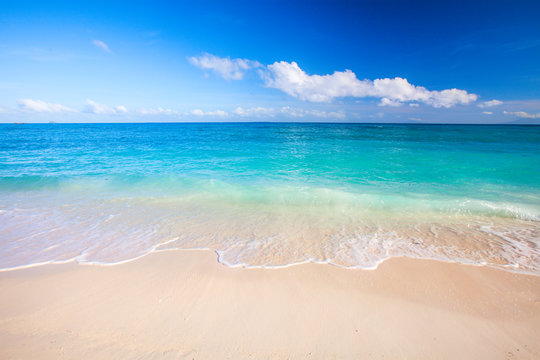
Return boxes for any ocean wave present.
[0,184,539,274]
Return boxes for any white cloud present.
[482,111,493,115]
[138,107,177,115]
[478,99,503,108]
[279,106,345,119]
[504,110,540,119]
[280,107,305,117]
[188,106,345,119]
[190,109,228,116]
[18,99,74,113]
[379,98,403,107]
[115,105,128,113]
[261,61,368,102]
[188,53,261,80]
[92,40,111,53]
[233,106,276,117]
[85,99,127,114]
[309,109,346,119]
[262,61,477,107]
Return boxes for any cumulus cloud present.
[261,61,478,107]
[478,99,503,108]
[92,40,111,53]
[188,53,479,108]
[85,99,127,114]
[188,53,262,80]
[261,62,368,102]
[504,110,540,119]
[18,99,74,112]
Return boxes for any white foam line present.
[1,246,539,277]
[0,258,77,272]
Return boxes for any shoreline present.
[1,250,539,359]
[1,246,537,276]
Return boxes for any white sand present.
[1,250,539,359]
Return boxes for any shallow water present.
[1,123,539,273]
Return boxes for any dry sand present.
[1,250,539,359]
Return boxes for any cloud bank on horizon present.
[8,98,347,121]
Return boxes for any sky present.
[0,0,539,123]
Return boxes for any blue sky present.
[1,0,539,123]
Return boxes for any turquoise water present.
[1,123,539,273]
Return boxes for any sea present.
[1,123,539,274]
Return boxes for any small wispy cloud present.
[85,99,127,114]
[188,53,261,80]
[482,111,493,115]
[190,109,228,116]
[134,106,345,119]
[137,107,177,115]
[92,40,111,53]
[232,106,346,119]
[233,106,276,117]
[504,110,540,119]
[279,106,346,119]
[478,99,503,108]
[17,99,74,113]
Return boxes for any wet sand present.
[1,250,539,359]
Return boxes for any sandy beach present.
[0,250,539,359]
